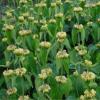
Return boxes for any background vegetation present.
[0,0,100,100]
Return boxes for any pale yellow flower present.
[41,24,48,31]
[73,70,79,76]
[78,49,87,56]
[7,45,16,51]
[85,4,96,8]
[40,41,51,48]
[56,32,67,42]
[15,67,27,76]
[18,95,30,100]
[39,3,46,8]
[87,21,93,26]
[6,12,13,17]
[55,75,67,83]
[84,89,96,98]
[42,68,52,75]
[13,48,30,56]
[51,3,56,7]
[3,24,14,31]
[64,0,72,3]
[38,84,51,93]
[3,69,14,77]
[2,37,8,42]
[19,30,32,36]
[75,45,87,56]
[18,16,25,22]
[57,38,65,43]
[49,19,56,24]
[74,24,83,30]
[19,0,27,4]
[96,1,100,6]
[80,95,85,100]
[56,0,62,5]
[32,34,38,39]
[97,18,100,22]
[39,68,52,80]
[39,73,47,80]
[34,20,38,24]
[7,87,17,95]
[40,19,46,24]
[81,71,96,81]
[56,50,69,59]
[28,16,34,21]
[22,12,29,18]
[84,60,93,67]
[56,32,66,39]
[73,7,83,12]
[80,89,96,100]
[55,13,63,18]
[96,43,100,48]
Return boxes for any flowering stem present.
[75,13,79,24]
[45,94,51,100]
[21,77,24,96]
[78,33,80,44]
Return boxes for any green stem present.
[21,77,24,96]
[45,94,52,100]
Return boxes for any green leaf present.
[64,38,71,50]
[60,78,72,95]
[70,76,86,96]
[35,77,42,92]
[25,74,33,88]
[72,29,78,45]
[0,89,7,100]
[70,50,81,64]
[48,76,72,99]
[81,29,85,44]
